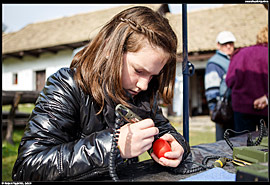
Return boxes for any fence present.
[2,90,40,144]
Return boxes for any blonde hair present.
[256,25,268,44]
[70,6,177,113]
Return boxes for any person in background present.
[226,26,268,134]
[204,31,236,141]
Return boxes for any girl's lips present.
[128,90,139,96]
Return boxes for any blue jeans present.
[215,122,234,141]
[233,111,268,136]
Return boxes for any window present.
[12,73,18,85]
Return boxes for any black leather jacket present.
[12,68,190,181]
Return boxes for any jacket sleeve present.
[12,68,120,181]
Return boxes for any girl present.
[12,6,190,181]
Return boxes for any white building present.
[2,50,73,91]
[2,4,268,116]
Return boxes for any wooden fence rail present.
[2,90,40,105]
[2,90,40,144]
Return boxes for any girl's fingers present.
[134,118,155,129]
[140,126,159,139]
[160,133,174,142]
[150,152,181,167]
[159,157,181,168]
[164,151,181,159]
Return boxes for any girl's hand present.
[151,133,184,167]
[118,118,159,159]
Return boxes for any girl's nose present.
[136,77,149,91]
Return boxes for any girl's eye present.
[135,69,142,74]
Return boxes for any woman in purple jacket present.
[226,26,268,133]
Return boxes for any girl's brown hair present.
[70,6,177,113]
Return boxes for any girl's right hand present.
[117,118,159,159]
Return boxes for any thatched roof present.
[2,4,268,59]
[2,4,162,57]
[167,4,268,54]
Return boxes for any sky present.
[2,4,224,33]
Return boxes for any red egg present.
[153,138,172,159]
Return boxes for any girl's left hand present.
[150,133,184,167]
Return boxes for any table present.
[115,131,260,181]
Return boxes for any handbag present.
[211,88,233,125]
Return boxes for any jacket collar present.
[217,50,230,59]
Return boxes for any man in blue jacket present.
[204,31,236,141]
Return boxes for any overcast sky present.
[2,4,223,33]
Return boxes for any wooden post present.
[5,92,22,145]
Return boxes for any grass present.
[189,130,215,146]
[2,103,35,113]
[2,104,215,181]
[2,129,25,181]
[2,104,34,181]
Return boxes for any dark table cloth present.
[114,131,260,181]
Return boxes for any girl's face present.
[122,41,169,97]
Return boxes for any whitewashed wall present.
[2,50,73,91]
[3,48,185,116]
